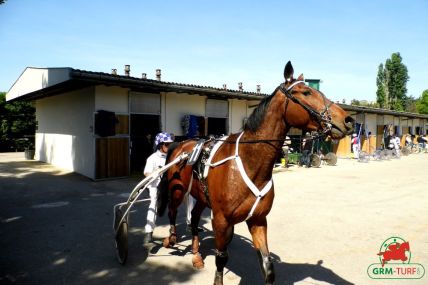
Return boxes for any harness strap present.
[204,132,273,220]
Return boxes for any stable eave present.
[70,69,267,100]
[338,103,428,120]
[7,67,268,102]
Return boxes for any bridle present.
[277,80,334,134]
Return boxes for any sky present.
[1,0,427,103]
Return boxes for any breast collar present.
[203,132,273,220]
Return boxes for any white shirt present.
[144,150,167,187]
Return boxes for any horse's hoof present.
[163,235,176,248]
[192,253,205,269]
[163,237,171,248]
[213,270,223,285]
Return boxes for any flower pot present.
[25,149,35,160]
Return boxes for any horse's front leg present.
[247,217,275,285]
[163,185,185,248]
[190,199,206,269]
[212,215,234,285]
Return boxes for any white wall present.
[229,99,248,133]
[7,67,71,101]
[35,87,95,178]
[95,85,129,113]
[383,115,394,125]
[365,114,377,135]
[163,92,206,135]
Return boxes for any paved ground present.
[0,152,427,285]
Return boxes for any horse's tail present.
[157,142,180,217]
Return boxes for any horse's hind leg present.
[190,199,206,269]
[163,181,186,248]
[247,217,275,285]
[212,216,234,285]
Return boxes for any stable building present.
[7,66,428,179]
[7,67,262,179]
[333,105,428,157]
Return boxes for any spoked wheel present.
[402,147,410,156]
[114,207,129,265]
[310,154,321,168]
[380,150,389,160]
[391,149,400,159]
[325,152,337,166]
[358,151,369,163]
[373,150,382,160]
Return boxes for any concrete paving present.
[0,152,427,285]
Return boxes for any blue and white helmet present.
[154,132,174,146]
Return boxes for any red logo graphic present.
[377,241,410,267]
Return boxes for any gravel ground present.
[0,152,427,285]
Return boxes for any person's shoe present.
[143,232,153,245]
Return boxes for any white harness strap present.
[203,135,230,178]
[203,132,273,220]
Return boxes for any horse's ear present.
[297,73,304,81]
[284,61,294,82]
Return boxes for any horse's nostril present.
[344,116,355,128]
[345,116,354,124]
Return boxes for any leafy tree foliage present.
[416,90,428,114]
[350,99,379,108]
[0,92,36,151]
[404,95,418,113]
[376,64,387,108]
[376,53,409,111]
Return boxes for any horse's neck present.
[248,93,289,150]
[240,96,289,176]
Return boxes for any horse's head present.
[278,61,354,139]
[401,241,410,251]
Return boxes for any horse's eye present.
[303,91,311,96]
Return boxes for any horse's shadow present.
[136,224,354,285]
[220,234,354,285]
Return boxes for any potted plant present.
[17,137,35,160]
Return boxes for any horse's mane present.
[243,92,275,132]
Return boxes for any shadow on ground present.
[0,159,353,285]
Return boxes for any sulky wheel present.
[358,151,369,163]
[310,154,321,168]
[391,149,399,159]
[380,150,389,160]
[401,146,410,156]
[386,149,393,159]
[114,207,129,265]
[324,152,337,166]
[373,150,382,160]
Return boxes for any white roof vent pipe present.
[124,65,130,76]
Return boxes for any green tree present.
[376,64,387,108]
[416,90,428,114]
[404,95,418,113]
[376,53,409,111]
[0,92,36,151]
[350,99,360,106]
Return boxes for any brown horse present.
[157,61,354,285]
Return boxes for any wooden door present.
[96,137,129,179]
